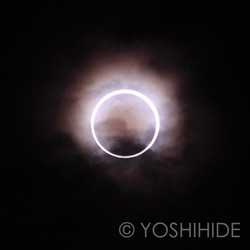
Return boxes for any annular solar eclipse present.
[57,45,184,163]
[91,89,160,158]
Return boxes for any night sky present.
[3,3,247,249]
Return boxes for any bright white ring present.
[91,89,160,158]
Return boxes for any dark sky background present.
[3,3,248,249]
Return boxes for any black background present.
[3,3,247,249]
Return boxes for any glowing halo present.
[91,89,160,158]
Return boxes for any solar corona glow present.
[91,89,160,158]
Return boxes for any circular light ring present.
[91,89,160,158]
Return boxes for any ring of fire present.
[91,89,160,159]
